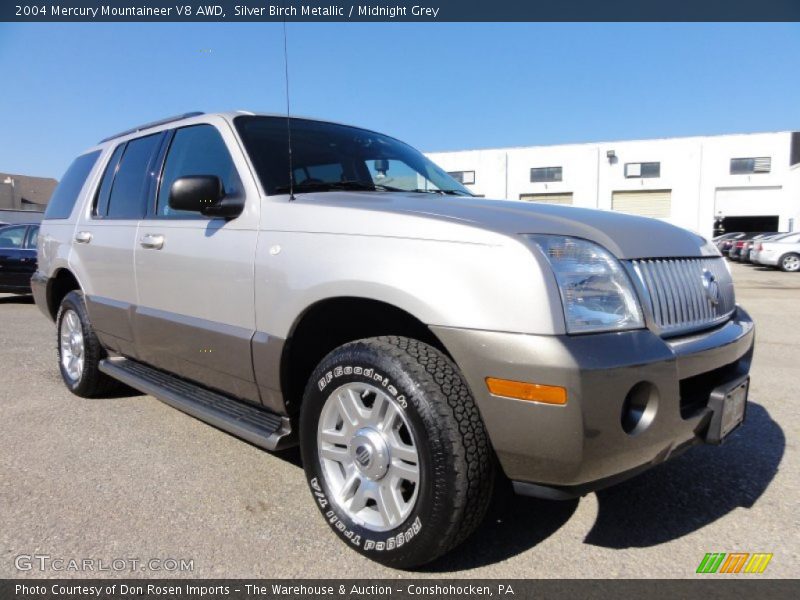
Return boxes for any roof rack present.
[98,111,204,143]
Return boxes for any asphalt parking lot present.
[1,261,797,579]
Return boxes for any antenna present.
[282,18,295,201]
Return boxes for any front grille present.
[628,257,736,337]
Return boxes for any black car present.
[0,223,39,294]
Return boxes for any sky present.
[0,22,798,179]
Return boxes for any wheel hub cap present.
[59,309,84,383]
[350,428,390,480]
[317,382,420,532]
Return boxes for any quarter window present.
[156,125,242,217]
[106,134,163,219]
[44,151,101,220]
[530,167,562,183]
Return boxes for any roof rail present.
[98,111,205,143]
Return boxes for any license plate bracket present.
[705,375,749,445]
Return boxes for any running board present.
[99,357,293,451]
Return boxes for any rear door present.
[20,224,39,283]
[72,132,167,358]
[132,120,261,404]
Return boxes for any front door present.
[0,225,30,290]
[133,120,261,404]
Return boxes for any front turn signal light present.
[485,377,567,405]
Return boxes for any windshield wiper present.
[275,180,381,194]
[407,188,471,197]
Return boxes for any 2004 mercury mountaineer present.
[33,111,754,568]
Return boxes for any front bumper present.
[431,306,754,498]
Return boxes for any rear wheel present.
[779,253,800,272]
[56,290,121,397]
[299,336,494,568]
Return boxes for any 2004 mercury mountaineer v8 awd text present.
[32,111,754,568]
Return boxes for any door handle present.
[140,233,165,250]
[74,231,92,244]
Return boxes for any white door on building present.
[611,190,672,218]
[714,186,782,217]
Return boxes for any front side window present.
[156,125,242,217]
[234,116,471,197]
[44,151,101,220]
[0,225,27,249]
[105,134,163,219]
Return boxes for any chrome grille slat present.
[628,257,736,337]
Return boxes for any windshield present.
[234,116,471,197]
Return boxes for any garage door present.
[520,193,573,205]
[714,186,782,217]
[612,190,671,218]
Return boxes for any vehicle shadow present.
[422,479,579,572]
[584,402,783,548]
[0,294,34,304]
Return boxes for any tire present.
[56,290,122,398]
[779,253,800,273]
[299,336,494,568]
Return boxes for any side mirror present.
[168,176,244,219]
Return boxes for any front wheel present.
[779,253,800,272]
[299,336,494,568]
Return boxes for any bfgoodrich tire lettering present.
[56,290,122,398]
[299,336,494,568]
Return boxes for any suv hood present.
[293,192,716,259]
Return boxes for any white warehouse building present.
[426,131,800,239]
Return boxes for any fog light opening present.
[621,382,659,435]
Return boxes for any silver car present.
[753,232,800,271]
[32,111,754,567]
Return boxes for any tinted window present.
[25,225,39,249]
[156,125,242,217]
[730,157,771,174]
[625,162,660,178]
[106,134,162,219]
[44,151,101,220]
[94,144,126,217]
[0,225,27,249]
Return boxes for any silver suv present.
[33,111,754,568]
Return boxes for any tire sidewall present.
[56,291,92,393]
[299,343,451,566]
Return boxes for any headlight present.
[529,235,644,334]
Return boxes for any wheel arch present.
[279,296,452,416]
[46,268,83,320]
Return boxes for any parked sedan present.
[755,232,800,272]
[716,232,747,255]
[750,233,792,264]
[729,234,772,262]
[0,223,39,294]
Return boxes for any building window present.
[791,132,800,167]
[624,162,660,178]
[448,170,475,185]
[730,157,771,175]
[530,166,562,182]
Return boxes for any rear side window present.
[105,134,163,219]
[44,151,101,220]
